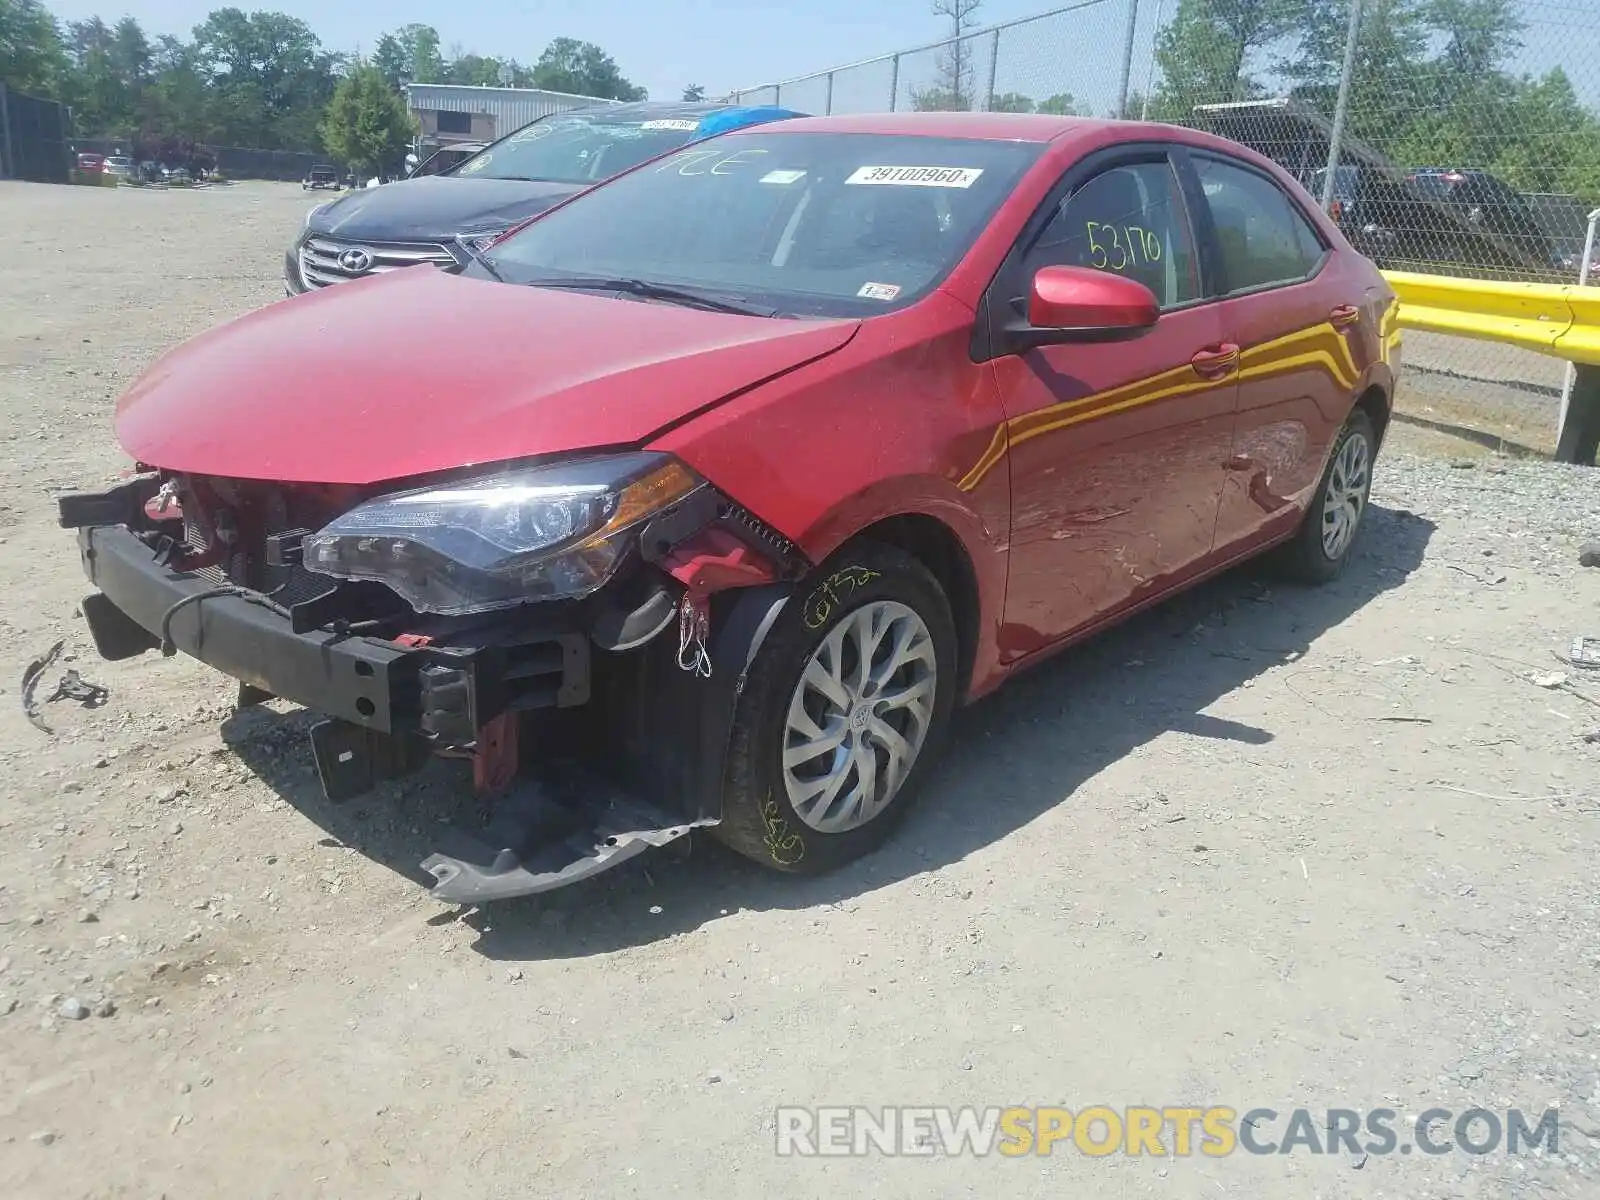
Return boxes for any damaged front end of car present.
[58,455,811,902]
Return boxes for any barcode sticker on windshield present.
[845,165,983,188]
[761,169,807,185]
[641,119,699,131]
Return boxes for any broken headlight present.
[302,453,701,615]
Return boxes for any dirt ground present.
[2,180,1599,1200]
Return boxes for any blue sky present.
[43,0,1081,102]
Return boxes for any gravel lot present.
[2,180,1600,1200]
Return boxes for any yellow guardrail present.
[1381,270,1600,367]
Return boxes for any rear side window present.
[1196,157,1326,293]
[1021,160,1200,308]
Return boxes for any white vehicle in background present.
[102,155,135,180]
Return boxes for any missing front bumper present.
[73,523,590,738]
[421,780,717,903]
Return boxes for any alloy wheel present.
[1321,429,1371,560]
[780,600,938,834]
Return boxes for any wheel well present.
[1356,385,1391,449]
[855,514,980,697]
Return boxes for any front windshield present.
[451,112,708,184]
[484,132,1042,317]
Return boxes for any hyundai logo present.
[337,247,374,274]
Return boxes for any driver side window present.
[1021,160,1200,309]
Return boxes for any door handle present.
[1190,343,1239,378]
[1329,304,1361,329]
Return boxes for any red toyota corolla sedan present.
[60,113,1399,902]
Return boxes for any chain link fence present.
[729,0,1600,453]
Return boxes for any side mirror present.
[1009,265,1160,350]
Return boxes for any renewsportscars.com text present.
[774,1106,1561,1158]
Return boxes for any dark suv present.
[284,101,802,296]
[1404,168,1557,271]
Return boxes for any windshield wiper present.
[471,254,506,282]
[525,275,778,317]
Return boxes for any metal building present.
[404,84,620,147]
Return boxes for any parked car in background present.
[1521,191,1593,277]
[75,152,104,172]
[1307,164,1359,226]
[283,100,805,295]
[102,155,135,180]
[1406,168,1556,270]
[303,163,342,191]
[68,112,1397,901]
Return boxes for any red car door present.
[973,148,1238,660]
[1188,154,1363,552]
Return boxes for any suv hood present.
[310,175,585,242]
[115,267,858,485]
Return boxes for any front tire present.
[1277,408,1376,583]
[714,541,957,874]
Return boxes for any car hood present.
[309,175,585,242]
[115,267,859,485]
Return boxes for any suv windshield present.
[452,112,712,185]
[484,131,1042,318]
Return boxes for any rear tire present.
[713,541,957,874]
[1276,408,1376,584]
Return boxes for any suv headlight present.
[303,453,702,615]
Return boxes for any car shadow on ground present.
[222,504,1435,961]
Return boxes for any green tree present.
[909,86,967,111]
[190,9,338,147]
[988,92,1035,113]
[138,33,221,142]
[681,83,706,102]
[63,15,156,135]
[1149,0,1306,120]
[373,23,443,88]
[109,15,154,86]
[320,63,416,174]
[0,0,70,96]
[531,37,645,100]
[1426,0,1522,77]
[1491,69,1600,202]
[1036,92,1080,115]
[441,52,533,87]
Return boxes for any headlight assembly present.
[302,453,702,615]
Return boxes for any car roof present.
[565,99,767,121]
[740,111,1217,145]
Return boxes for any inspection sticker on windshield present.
[641,119,699,131]
[760,169,807,185]
[857,282,902,301]
[845,165,984,188]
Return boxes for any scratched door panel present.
[1191,154,1366,552]
[991,301,1236,661]
[1215,282,1356,550]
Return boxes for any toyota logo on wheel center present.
[337,247,373,273]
